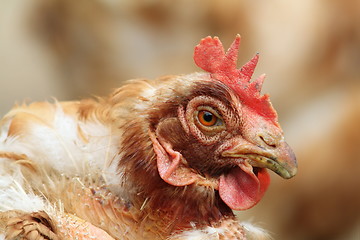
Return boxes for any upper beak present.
[222,139,297,179]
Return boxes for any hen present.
[0,36,297,239]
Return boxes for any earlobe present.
[149,130,198,186]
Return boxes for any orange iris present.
[198,110,217,126]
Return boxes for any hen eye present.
[198,110,219,126]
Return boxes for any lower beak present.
[222,141,297,179]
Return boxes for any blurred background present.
[0,0,359,239]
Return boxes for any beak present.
[222,139,297,179]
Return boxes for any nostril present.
[259,135,276,148]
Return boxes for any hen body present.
[0,36,297,239]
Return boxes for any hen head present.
[117,35,297,214]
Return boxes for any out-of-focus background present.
[0,0,359,239]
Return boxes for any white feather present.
[169,226,223,240]
[0,102,121,212]
[0,159,46,212]
[242,222,272,240]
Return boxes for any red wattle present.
[219,163,270,210]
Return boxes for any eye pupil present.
[198,110,218,126]
[203,112,213,122]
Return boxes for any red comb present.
[194,35,278,123]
